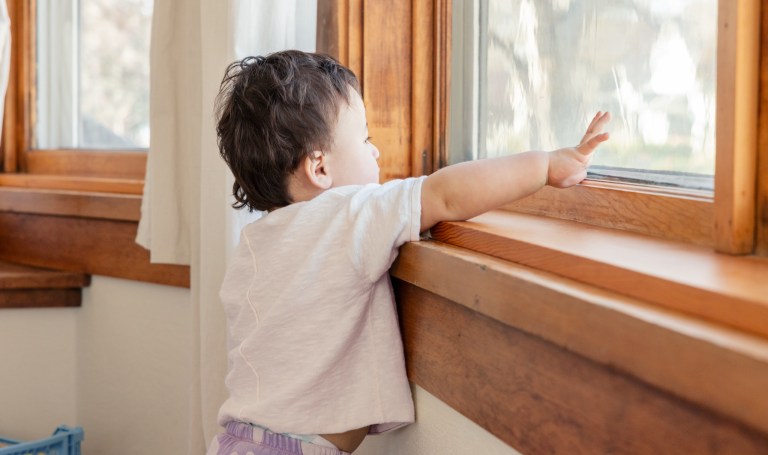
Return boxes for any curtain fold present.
[137,1,317,452]
[0,0,10,138]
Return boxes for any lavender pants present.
[208,422,350,455]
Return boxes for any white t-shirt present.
[217,177,425,435]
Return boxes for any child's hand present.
[547,111,611,188]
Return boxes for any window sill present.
[391,212,768,439]
[0,177,189,288]
[430,210,768,338]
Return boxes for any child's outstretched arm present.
[420,111,611,232]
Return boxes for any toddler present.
[208,50,609,455]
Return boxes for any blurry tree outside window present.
[450,0,717,191]
[36,0,152,150]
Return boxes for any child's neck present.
[286,170,327,203]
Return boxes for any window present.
[0,0,186,287]
[2,0,150,180]
[450,0,717,192]
[36,0,152,150]
[447,0,759,252]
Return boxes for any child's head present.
[215,50,376,212]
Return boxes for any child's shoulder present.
[247,178,422,231]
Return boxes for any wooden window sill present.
[0,184,142,221]
[391,213,768,438]
[430,210,768,338]
[0,177,189,288]
[0,260,90,308]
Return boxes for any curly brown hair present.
[215,50,360,211]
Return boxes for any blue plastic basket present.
[0,426,83,455]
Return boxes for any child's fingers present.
[577,132,610,155]
[584,111,603,135]
[581,111,610,143]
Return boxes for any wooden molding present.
[0,212,189,288]
[0,261,89,309]
[506,182,714,247]
[0,187,141,221]
[2,0,33,173]
[316,0,345,62]
[0,260,90,289]
[0,288,82,309]
[347,0,363,90]
[396,280,768,455]
[432,0,451,171]
[25,150,147,180]
[319,0,435,180]
[392,241,768,435]
[410,0,434,177]
[363,0,412,181]
[714,0,761,254]
[0,173,144,194]
[757,0,768,256]
[430,211,768,338]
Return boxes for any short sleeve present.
[345,176,425,282]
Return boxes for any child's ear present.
[304,150,332,190]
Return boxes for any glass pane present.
[36,0,152,149]
[450,0,717,191]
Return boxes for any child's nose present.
[371,144,380,160]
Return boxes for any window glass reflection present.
[454,0,717,188]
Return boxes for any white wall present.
[358,386,523,455]
[0,276,192,454]
[1,277,521,455]
[77,276,192,454]
[0,306,78,441]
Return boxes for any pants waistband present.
[221,421,349,455]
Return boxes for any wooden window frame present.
[0,0,188,288]
[422,0,768,330]
[443,1,761,253]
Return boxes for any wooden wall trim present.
[363,0,412,180]
[506,182,714,247]
[0,288,81,309]
[0,212,189,288]
[392,241,768,436]
[0,260,89,309]
[0,174,144,194]
[757,0,768,255]
[317,0,448,180]
[0,188,141,221]
[0,260,89,289]
[2,0,33,173]
[714,0,761,253]
[316,0,345,62]
[410,0,434,176]
[24,150,147,180]
[396,280,768,455]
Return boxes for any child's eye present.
[365,136,373,144]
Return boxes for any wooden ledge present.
[0,174,144,194]
[0,186,141,221]
[391,240,768,435]
[430,211,768,338]
[0,260,90,308]
[0,212,190,288]
[0,176,187,288]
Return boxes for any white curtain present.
[33,0,77,149]
[0,0,10,136]
[136,0,316,452]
